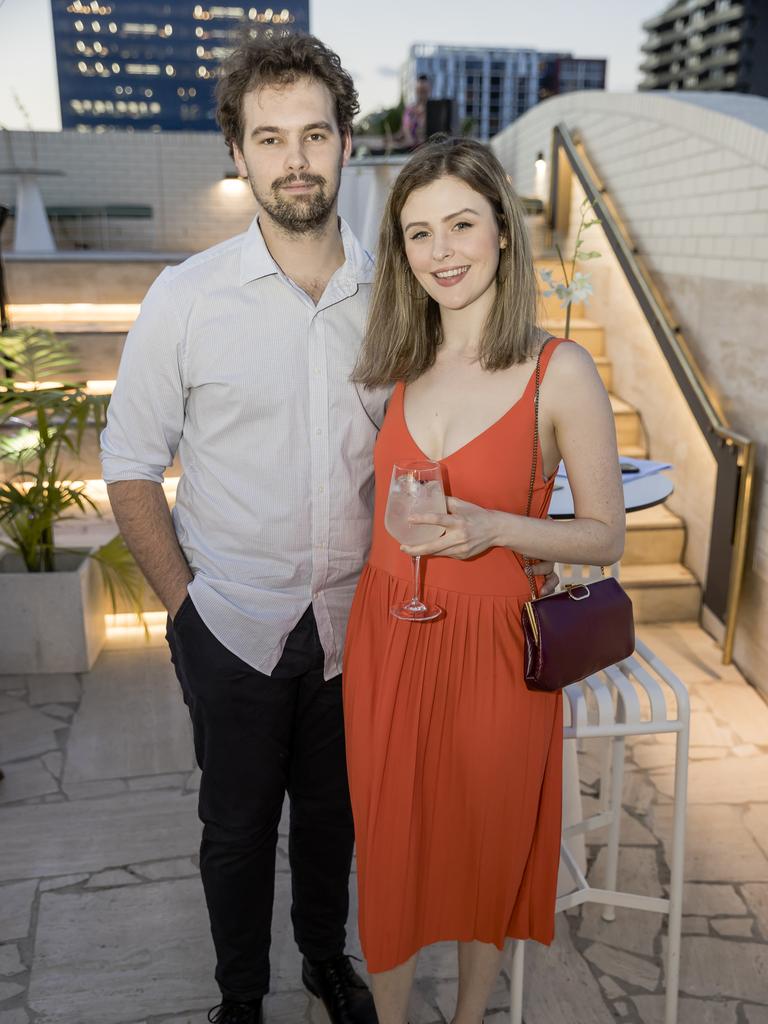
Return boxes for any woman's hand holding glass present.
[401,495,560,594]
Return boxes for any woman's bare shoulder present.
[546,338,602,385]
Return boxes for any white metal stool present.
[509,630,690,1024]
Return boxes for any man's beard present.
[248,168,340,235]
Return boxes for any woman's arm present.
[402,343,626,565]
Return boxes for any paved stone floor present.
[1,620,767,1024]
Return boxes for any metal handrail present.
[548,122,755,664]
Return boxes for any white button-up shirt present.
[101,216,387,679]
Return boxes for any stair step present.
[593,356,612,390]
[538,294,587,322]
[620,562,701,623]
[610,394,645,447]
[624,504,686,565]
[541,318,604,355]
[618,443,648,459]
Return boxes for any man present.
[400,74,431,149]
[101,32,557,1024]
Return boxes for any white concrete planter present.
[0,549,106,674]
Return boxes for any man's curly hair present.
[216,33,359,156]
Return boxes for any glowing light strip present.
[8,303,140,325]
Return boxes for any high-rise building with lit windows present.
[50,1,310,132]
[403,44,606,142]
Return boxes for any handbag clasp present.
[566,583,591,601]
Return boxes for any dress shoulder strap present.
[536,336,570,382]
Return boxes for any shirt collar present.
[239,215,375,287]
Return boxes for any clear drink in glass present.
[384,460,446,621]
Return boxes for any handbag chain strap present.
[522,338,605,602]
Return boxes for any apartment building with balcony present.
[639,0,768,96]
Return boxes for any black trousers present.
[166,599,354,1002]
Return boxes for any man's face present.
[232,76,351,235]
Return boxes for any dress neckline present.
[399,352,542,465]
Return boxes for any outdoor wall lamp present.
[220,171,247,196]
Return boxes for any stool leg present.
[509,939,524,1024]
[601,735,626,922]
[664,725,689,1024]
[599,735,612,811]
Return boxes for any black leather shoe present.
[207,998,264,1023]
[302,954,378,1024]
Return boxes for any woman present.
[343,137,625,1024]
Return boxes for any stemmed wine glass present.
[384,459,446,621]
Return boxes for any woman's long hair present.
[353,137,539,388]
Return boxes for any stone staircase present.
[536,257,701,623]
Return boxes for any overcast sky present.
[0,0,663,131]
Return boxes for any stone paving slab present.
[62,647,194,789]
[0,881,37,941]
[630,994,740,1023]
[0,1009,30,1024]
[589,845,663,898]
[28,880,216,1024]
[584,941,661,992]
[26,675,80,707]
[522,918,615,1024]
[652,804,768,882]
[746,806,768,859]
[0,676,26,692]
[672,935,768,1002]
[0,944,23,975]
[577,902,660,956]
[0,792,200,882]
[0,759,59,805]
[683,883,748,917]
[743,884,768,939]
[653,755,768,804]
[695,683,768,745]
[0,696,27,715]
[0,709,61,764]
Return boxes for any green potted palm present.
[0,327,144,673]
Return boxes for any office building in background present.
[50,1,310,132]
[639,0,768,96]
[402,44,606,142]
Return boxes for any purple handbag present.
[520,344,635,693]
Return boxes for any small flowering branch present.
[540,197,601,339]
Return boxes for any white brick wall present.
[493,91,768,694]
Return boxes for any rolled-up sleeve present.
[100,269,187,484]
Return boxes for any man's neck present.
[259,210,346,303]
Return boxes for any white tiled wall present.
[0,130,254,254]
[493,90,768,693]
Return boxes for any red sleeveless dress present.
[343,339,568,973]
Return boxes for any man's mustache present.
[272,173,326,190]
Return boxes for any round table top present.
[548,472,674,520]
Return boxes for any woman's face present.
[400,174,505,312]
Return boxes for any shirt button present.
[318,485,324,494]
[316,428,322,436]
